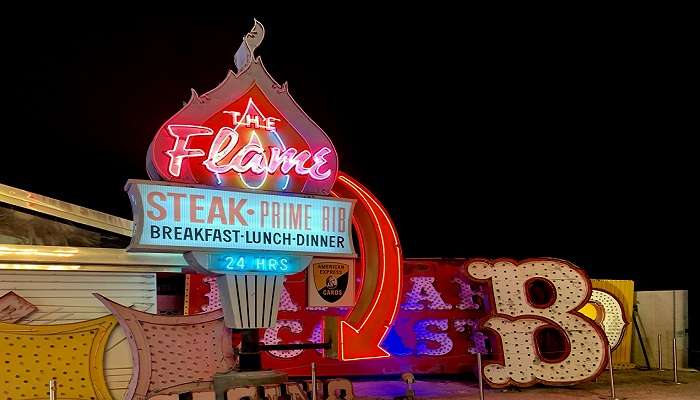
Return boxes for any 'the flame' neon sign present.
[148,72,339,195]
[143,20,402,361]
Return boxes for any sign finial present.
[234,19,265,73]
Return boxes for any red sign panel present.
[147,63,338,196]
[185,259,490,375]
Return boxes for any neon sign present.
[137,19,405,344]
[207,253,312,275]
[331,173,403,360]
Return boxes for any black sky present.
[1,13,694,290]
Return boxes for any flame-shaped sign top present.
[147,20,339,195]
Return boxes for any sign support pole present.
[311,362,317,400]
[477,352,485,400]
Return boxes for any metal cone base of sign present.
[216,274,284,329]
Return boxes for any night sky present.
[1,13,693,290]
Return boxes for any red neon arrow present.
[331,172,403,361]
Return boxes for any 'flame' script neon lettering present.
[163,97,333,184]
[167,124,332,181]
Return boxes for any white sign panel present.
[126,180,355,257]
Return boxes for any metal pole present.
[311,362,317,400]
[673,337,679,384]
[658,333,664,370]
[633,305,651,369]
[661,336,685,385]
[607,344,619,400]
[49,378,56,400]
[673,291,677,344]
[477,352,485,400]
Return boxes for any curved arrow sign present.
[331,172,403,360]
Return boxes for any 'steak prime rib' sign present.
[126,180,355,257]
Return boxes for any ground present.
[353,369,700,399]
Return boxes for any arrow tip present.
[339,321,391,361]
